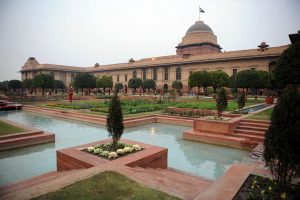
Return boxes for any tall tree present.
[216,88,228,118]
[264,87,300,187]
[106,92,124,151]
[74,73,95,95]
[128,78,143,95]
[210,71,229,93]
[33,74,54,95]
[273,41,300,86]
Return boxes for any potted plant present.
[265,90,275,104]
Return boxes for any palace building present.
[20,19,289,92]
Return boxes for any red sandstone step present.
[236,125,268,132]
[233,133,264,142]
[234,128,265,136]
[239,121,269,128]
[0,133,54,150]
[130,167,210,199]
[142,167,206,188]
[183,130,258,150]
[241,119,270,124]
[0,131,43,140]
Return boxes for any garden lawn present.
[32,171,181,200]
[0,120,25,136]
[247,107,273,120]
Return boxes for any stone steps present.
[236,125,268,132]
[241,119,270,124]
[234,128,265,136]
[232,133,264,142]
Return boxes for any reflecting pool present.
[0,111,248,185]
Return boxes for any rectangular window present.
[133,71,137,78]
[251,67,256,71]
[232,68,238,75]
[164,67,169,81]
[152,68,157,81]
[142,68,147,80]
[117,75,119,82]
[125,75,127,82]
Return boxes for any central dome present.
[186,21,213,34]
[176,20,221,56]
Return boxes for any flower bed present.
[162,107,216,118]
[82,142,143,160]
[233,174,300,200]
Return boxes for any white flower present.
[116,149,124,155]
[100,151,109,157]
[94,148,102,154]
[87,147,95,153]
[123,147,133,153]
[108,152,118,159]
[133,144,142,151]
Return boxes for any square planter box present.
[56,139,168,171]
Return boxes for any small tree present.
[236,70,262,95]
[216,88,228,118]
[22,79,34,90]
[8,80,22,93]
[188,71,212,96]
[106,92,124,151]
[172,80,183,96]
[114,82,123,93]
[210,71,229,94]
[237,91,246,110]
[263,87,300,187]
[33,74,54,95]
[74,73,95,95]
[53,80,65,94]
[0,81,8,95]
[143,79,156,93]
[97,76,113,95]
[128,78,143,95]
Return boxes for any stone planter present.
[265,97,274,104]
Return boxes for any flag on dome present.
[199,7,205,13]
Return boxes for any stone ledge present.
[0,118,55,151]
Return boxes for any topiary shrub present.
[263,87,300,187]
[237,91,246,110]
[216,87,228,118]
[106,92,124,151]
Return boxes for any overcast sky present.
[0,0,299,81]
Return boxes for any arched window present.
[176,68,181,80]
